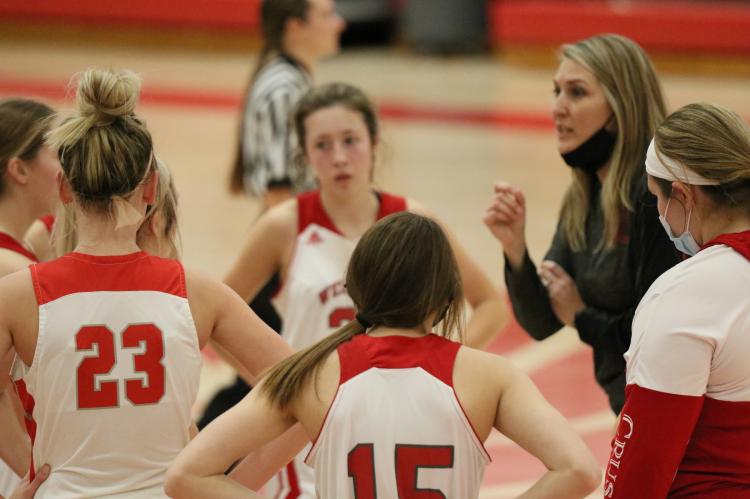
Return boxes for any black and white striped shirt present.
[241,55,312,196]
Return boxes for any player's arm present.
[0,271,35,477]
[186,270,293,385]
[165,381,297,499]
[492,356,601,498]
[408,199,508,349]
[604,289,712,498]
[0,384,30,476]
[223,200,296,303]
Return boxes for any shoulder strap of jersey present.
[376,191,407,219]
[297,190,341,235]
[0,232,38,262]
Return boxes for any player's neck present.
[320,188,379,239]
[0,195,37,242]
[366,326,429,339]
[73,211,142,256]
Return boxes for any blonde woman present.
[484,34,680,413]
[607,103,750,497]
[0,69,293,497]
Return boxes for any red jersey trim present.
[0,232,38,262]
[704,229,750,262]
[296,190,407,235]
[40,215,55,234]
[450,386,492,463]
[31,251,187,305]
[13,379,37,480]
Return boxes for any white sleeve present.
[626,271,717,396]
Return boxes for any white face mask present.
[659,198,701,256]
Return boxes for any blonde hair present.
[560,34,667,250]
[0,98,56,197]
[260,212,465,409]
[46,69,154,216]
[654,103,750,214]
[54,157,181,257]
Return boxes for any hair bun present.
[76,69,141,126]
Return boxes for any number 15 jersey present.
[306,333,491,498]
[14,251,201,498]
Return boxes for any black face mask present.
[561,125,616,174]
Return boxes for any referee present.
[200,0,344,430]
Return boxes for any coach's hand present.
[483,182,527,270]
[538,260,585,326]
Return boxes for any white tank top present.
[306,334,490,498]
[14,251,201,498]
[273,190,407,351]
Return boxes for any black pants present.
[197,273,282,429]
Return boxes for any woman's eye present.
[344,136,358,145]
[571,86,586,98]
[553,86,561,97]
[315,141,329,150]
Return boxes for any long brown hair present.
[259,212,465,409]
[0,98,56,197]
[560,34,667,250]
[229,0,310,194]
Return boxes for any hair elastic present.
[355,313,372,329]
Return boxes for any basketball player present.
[167,212,601,498]
[0,68,293,497]
[223,83,507,497]
[0,98,59,496]
[606,104,750,497]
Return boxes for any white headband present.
[645,138,720,186]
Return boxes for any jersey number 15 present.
[348,443,454,498]
[76,324,165,409]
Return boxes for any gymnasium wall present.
[0,0,748,55]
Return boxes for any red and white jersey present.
[606,231,750,498]
[306,334,490,498]
[13,251,201,498]
[273,190,407,351]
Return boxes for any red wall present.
[489,0,750,55]
[0,0,261,32]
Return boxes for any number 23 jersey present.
[15,251,201,498]
[273,190,407,351]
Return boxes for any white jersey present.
[307,333,490,498]
[273,190,407,351]
[13,251,201,498]
[268,190,406,498]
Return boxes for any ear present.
[142,169,158,206]
[57,171,74,204]
[6,157,31,186]
[670,181,695,210]
[286,16,307,38]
